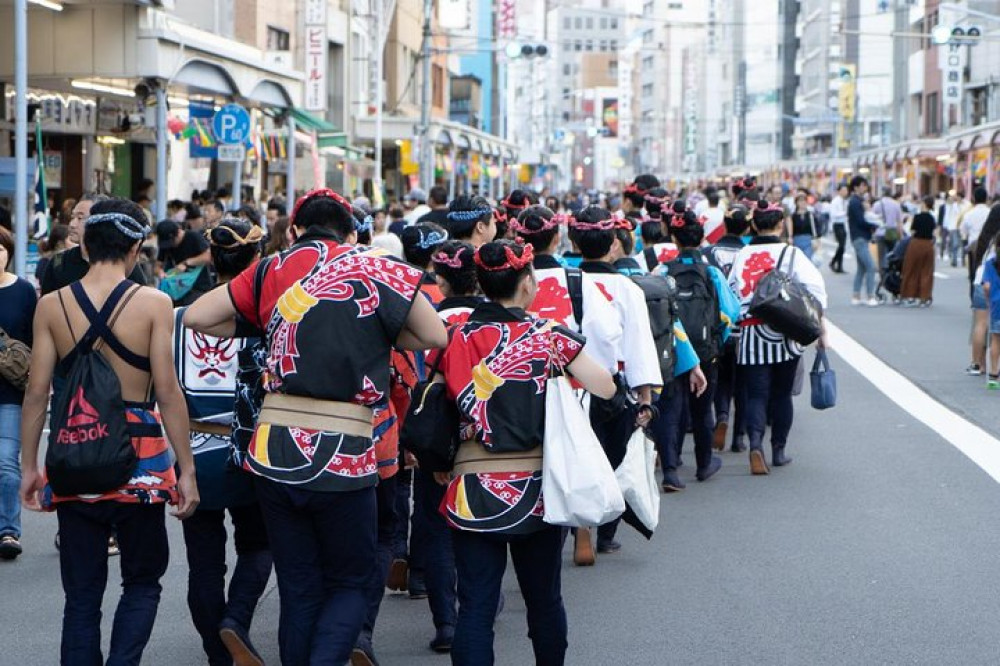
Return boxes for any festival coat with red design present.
[228,227,424,491]
[439,302,584,534]
[528,254,622,373]
[727,237,828,365]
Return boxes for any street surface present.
[4,250,1000,665]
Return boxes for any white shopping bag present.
[615,428,660,532]
[542,375,625,527]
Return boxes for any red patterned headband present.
[623,183,646,195]
[509,213,566,235]
[433,247,468,269]
[291,188,353,226]
[756,201,785,215]
[502,197,528,211]
[663,205,690,228]
[644,194,668,208]
[474,243,535,272]
[493,209,508,225]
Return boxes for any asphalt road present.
[4,246,1000,665]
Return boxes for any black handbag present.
[399,334,460,473]
[748,246,823,346]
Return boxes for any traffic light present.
[931,24,982,46]
[503,43,549,59]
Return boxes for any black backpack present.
[564,267,584,332]
[46,281,140,496]
[630,273,679,380]
[665,258,721,363]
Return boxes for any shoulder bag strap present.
[57,290,78,347]
[644,247,657,272]
[564,267,584,331]
[775,244,790,273]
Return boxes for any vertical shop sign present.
[304,0,328,111]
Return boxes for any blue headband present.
[446,208,492,223]
[416,228,449,249]
[85,213,150,241]
[355,214,374,234]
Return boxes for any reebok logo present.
[57,388,109,444]
[66,388,98,426]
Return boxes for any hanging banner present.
[939,44,965,107]
[601,98,619,137]
[304,0,328,111]
[497,0,516,39]
[188,100,217,159]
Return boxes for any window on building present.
[432,64,445,109]
[266,26,290,51]
[643,55,654,71]
[575,16,582,29]
[609,60,618,78]
[600,17,608,29]
[642,83,654,96]
[585,39,593,51]
[643,1,654,15]
[970,87,989,126]
[564,41,571,52]
[926,92,940,135]
[668,2,682,8]
[564,16,571,30]
[610,40,618,50]
[564,64,571,76]
[600,40,607,51]
[586,17,593,30]
[563,87,571,97]
[643,29,653,44]
[574,40,582,51]
[610,18,619,29]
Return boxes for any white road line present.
[826,319,1000,483]
[934,272,950,279]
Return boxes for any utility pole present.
[419,0,434,192]
[13,0,27,277]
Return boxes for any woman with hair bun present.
[569,205,662,556]
[727,198,828,475]
[655,201,740,491]
[435,239,620,664]
[405,239,486,653]
[175,216,272,665]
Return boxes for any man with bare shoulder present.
[19,198,199,665]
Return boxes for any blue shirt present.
[982,259,1000,317]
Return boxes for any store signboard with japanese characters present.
[304,0,327,111]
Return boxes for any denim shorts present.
[992,314,1000,335]
[972,284,988,311]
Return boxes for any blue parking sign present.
[212,104,251,144]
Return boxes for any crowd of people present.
[0,164,996,666]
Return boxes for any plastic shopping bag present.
[615,428,660,533]
[542,375,625,527]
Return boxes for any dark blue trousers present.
[652,363,718,474]
[255,478,376,665]
[56,501,168,666]
[451,525,567,666]
[361,473,399,640]
[741,359,799,450]
[181,503,272,666]
[415,468,457,630]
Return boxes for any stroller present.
[876,235,910,303]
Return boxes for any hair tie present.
[447,207,493,223]
[474,243,534,272]
[501,197,528,211]
[493,209,508,224]
[416,228,449,249]
[85,212,150,241]
[509,213,562,235]
[568,215,616,231]
[433,246,467,269]
[291,188,352,226]
[669,212,687,229]
[205,221,264,248]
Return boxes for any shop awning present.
[290,108,339,133]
